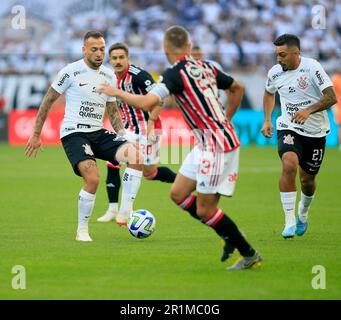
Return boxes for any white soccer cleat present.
[76,229,93,242]
[97,210,118,222]
[116,212,129,226]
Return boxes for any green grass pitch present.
[0,143,340,299]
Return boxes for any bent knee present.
[282,153,299,173]
[116,143,144,165]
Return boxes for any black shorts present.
[61,129,127,176]
[277,130,326,175]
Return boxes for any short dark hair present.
[108,42,129,56]
[273,34,300,50]
[83,31,104,43]
[164,25,190,49]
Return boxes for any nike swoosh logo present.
[278,85,283,89]
[79,83,88,86]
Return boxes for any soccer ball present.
[128,209,155,239]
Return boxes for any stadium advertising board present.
[8,109,338,147]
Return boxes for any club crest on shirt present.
[283,134,295,145]
[125,83,133,92]
[187,65,202,80]
[82,144,94,156]
[297,76,309,90]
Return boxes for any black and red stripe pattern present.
[161,56,240,152]
[117,65,160,135]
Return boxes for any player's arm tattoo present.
[33,86,60,136]
[307,86,337,114]
[106,102,124,134]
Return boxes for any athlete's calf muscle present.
[170,174,196,203]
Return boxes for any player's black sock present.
[178,199,254,257]
[206,210,255,257]
[147,167,176,183]
[106,166,121,203]
[176,194,201,221]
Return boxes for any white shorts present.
[125,131,161,166]
[179,146,240,197]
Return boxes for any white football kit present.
[179,146,239,197]
[265,56,333,138]
[51,59,117,139]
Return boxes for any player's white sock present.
[119,168,142,215]
[298,192,314,223]
[280,191,297,227]
[78,189,96,232]
[108,202,118,212]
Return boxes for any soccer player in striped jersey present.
[98,26,262,270]
[97,43,176,225]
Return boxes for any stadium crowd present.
[0,0,340,79]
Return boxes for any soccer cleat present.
[221,239,235,262]
[97,210,118,222]
[296,216,308,236]
[76,229,93,242]
[282,225,296,239]
[227,251,263,270]
[116,212,129,226]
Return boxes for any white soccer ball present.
[128,209,156,239]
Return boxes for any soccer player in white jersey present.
[261,34,337,238]
[25,31,144,242]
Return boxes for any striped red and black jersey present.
[150,55,240,152]
[117,64,161,135]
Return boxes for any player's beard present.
[87,57,102,70]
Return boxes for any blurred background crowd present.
[0,0,340,80]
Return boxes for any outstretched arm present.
[25,86,61,157]
[97,83,159,112]
[292,86,337,124]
